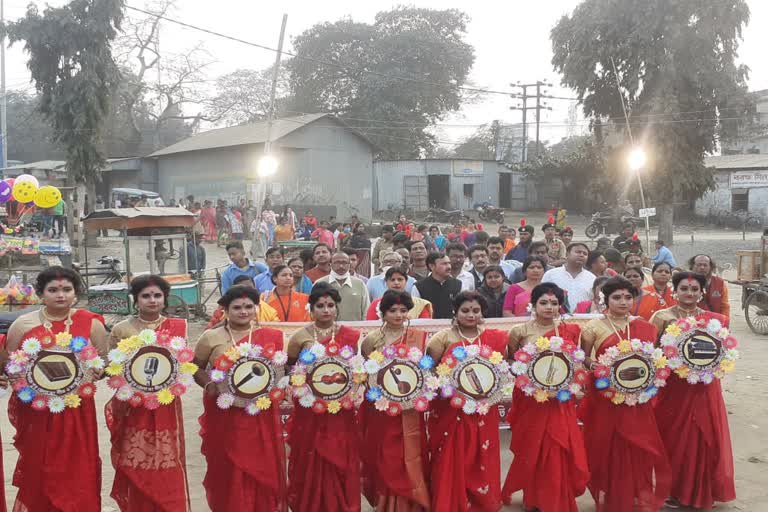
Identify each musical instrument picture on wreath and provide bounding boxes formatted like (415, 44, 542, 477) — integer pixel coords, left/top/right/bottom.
(127, 346, 178, 393)
(611, 354, 653, 392)
(29, 350, 83, 395)
(680, 332, 722, 370)
(529, 350, 573, 391)
(375, 358, 423, 402)
(455, 357, 498, 399)
(308, 358, 352, 401)
(227, 356, 277, 400)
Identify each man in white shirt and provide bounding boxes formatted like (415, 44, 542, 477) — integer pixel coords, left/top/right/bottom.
(542, 242, 595, 313)
(445, 242, 475, 291)
(314, 251, 370, 320)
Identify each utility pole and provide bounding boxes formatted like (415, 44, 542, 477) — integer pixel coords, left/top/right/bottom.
(510, 81, 553, 162)
(1, 0, 7, 170)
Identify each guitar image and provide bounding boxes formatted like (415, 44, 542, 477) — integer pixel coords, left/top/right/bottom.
(143, 356, 159, 387)
(387, 366, 412, 395)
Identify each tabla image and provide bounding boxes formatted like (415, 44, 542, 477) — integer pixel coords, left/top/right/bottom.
(681, 331, 723, 370)
(126, 346, 178, 393)
(377, 360, 423, 402)
(227, 357, 275, 399)
(454, 358, 499, 400)
(611, 354, 654, 392)
(528, 350, 573, 391)
(28, 350, 83, 395)
(308, 359, 353, 400)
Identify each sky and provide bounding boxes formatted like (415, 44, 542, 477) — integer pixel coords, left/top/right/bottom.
(1, 0, 767, 150)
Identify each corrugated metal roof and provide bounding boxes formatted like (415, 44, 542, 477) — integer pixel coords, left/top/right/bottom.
(83, 207, 194, 220)
(148, 113, 330, 158)
(0, 157, 140, 173)
(705, 154, 768, 170)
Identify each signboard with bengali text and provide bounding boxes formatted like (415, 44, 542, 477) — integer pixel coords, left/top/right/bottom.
(730, 170, 768, 188)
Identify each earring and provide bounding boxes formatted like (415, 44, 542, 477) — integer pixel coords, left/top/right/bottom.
(672, 292, 678, 301)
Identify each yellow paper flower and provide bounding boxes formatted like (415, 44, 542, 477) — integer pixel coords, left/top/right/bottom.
(719, 359, 735, 373)
(327, 400, 341, 414)
(617, 339, 632, 353)
(665, 325, 682, 337)
(654, 356, 669, 369)
(117, 336, 143, 353)
(489, 351, 503, 365)
(180, 362, 198, 375)
(55, 332, 73, 347)
(435, 363, 451, 377)
(63, 393, 81, 408)
(225, 347, 242, 362)
(157, 388, 175, 405)
(533, 389, 549, 402)
(535, 337, 550, 350)
(368, 351, 385, 364)
(256, 396, 272, 410)
(675, 366, 690, 378)
(353, 372, 367, 384)
(291, 374, 307, 386)
(611, 393, 626, 405)
(105, 362, 124, 376)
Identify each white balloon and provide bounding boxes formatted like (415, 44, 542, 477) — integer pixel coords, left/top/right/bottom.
(14, 174, 39, 188)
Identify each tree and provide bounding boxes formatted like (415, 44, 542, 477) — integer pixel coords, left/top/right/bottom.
(289, 7, 475, 158)
(3, 0, 125, 252)
(551, 0, 751, 244)
(5, 90, 62, 162)
(206, 66, 291, 126)
(450, 121, 524, 161)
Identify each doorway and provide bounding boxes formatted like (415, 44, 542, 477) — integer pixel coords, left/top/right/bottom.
(498, 173, 511, 208)
(428, 175, 450, 209)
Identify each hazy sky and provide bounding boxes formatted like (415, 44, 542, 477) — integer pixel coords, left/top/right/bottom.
(2, 0, 766, 149)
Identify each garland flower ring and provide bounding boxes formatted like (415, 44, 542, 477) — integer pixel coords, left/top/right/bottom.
(437, 343, 514, 415)
(209, 342, 288, 414)
(592, 337, 670, 406)
(290, 342, 365, 415)
(660, 316, 738, 384)
(107, 329, 197, 409)
(7, 332, 102, 412)
(511, 336, 587, 403)
(364, 344, 438, 414)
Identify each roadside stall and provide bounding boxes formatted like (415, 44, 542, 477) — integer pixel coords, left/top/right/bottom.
(734, 227, 768, 334)
(82, 207, 202, 319)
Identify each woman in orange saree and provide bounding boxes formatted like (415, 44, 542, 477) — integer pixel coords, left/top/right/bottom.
(105, 275, 190, 511)
(502, 283, 589, 512)
(3, 267, 108, 512)
(193, 287, 287, 511)
(286, 283, 362, 512)
(360, 290, 430, 511)
(580, 277, 671, 512)
(650, 272, 735, 510)
(426, 291, 508, 512)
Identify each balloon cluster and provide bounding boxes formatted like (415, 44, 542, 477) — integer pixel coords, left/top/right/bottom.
(0, 174, 62, 208)
(0, 275, 39, 306)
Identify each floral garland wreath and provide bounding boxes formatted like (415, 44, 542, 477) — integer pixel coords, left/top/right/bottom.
(290, 342, 366, 414)
(364, 344, 438, 416)
(436, 344, 514, 416)
(660, 316, 738, 384)
(511, 336, 588, 403)
(6, 332, 104, 412)
(592, 338, 670, 406)
(106, 329, 198, 409)
(209, 342, 289, 415)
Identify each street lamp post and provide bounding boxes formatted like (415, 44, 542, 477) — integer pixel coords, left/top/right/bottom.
(628, 148, 652, 256)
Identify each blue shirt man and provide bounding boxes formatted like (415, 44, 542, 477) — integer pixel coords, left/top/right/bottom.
(253, 247, 285, 294)
(652, 241, 677, 268)
(505, 225, 534, 263)
(221, 241, 268, 293)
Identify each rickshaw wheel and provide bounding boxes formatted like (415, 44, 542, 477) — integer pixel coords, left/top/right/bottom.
(165, 294, 190, 319)
(745, 289, 768, 335)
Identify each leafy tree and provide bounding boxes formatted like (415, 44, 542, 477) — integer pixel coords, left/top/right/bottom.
(206, 66, 291, 126)
(450, 121, 523, 161)
(5, 90, 62, 162)
(289, 7, 475, 158)
(551, 0, 751, 243)
(3, 0, 125, 250)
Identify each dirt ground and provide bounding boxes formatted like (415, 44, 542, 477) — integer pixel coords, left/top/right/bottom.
(1, 215, 766, 511)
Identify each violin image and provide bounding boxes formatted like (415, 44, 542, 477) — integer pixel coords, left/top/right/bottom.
(313, 372, 348, 385)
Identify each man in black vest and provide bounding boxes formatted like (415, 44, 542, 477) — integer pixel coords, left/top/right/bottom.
(411, 252, 462, 319)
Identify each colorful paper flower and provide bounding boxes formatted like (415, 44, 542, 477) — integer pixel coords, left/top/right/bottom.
(675, 366, 691, 378)
(617, 339, 631, 353)
(514, 350, 532, 363)
(719, 359, 735, 373)
(298, 349, 316, 365)
(395, 345, 408, 358)
(476, 401, 491, 415)
(21, 338, 41, 355)
(116, 386, 134, 401)
(656, 367, 672, 380)
(701, 372, 715, 385)
(414, 396, 430, 411)
(573, 368, 589, 385)
(48, 396, 66, 413)
(245, 402, 260, 416)
(78, 382, 96, 399)
(665, 324, 682, 337)
(291, 374, 307, 386)
(248, 345, 263, 358)
(663, 346, 679, 359)
(534, 389, 549, 402)
(176, 347, 195, 363)
(298, 394, 315, 408)
(9, 351, 29, 365)
(435, 363, 451, 377)
(156, 388, 175, 405)
(327, 400, 341, 414)
(419, 355, 434, 370)
(515, 374, 531, 389)
(272, 351, 288, 366)
(535, 337, 551, 351)
(724, 336, 738, 349)
(364, 359, 381, 374)
(216, 393, 234, 409)
(64, 393, 81, 408)
(40, 336, 55, 349)
(366, 387, 383, 402)
(452, 346, 467, 361)
(105, 362, 124, 376)
(449, 395, 465, 409)
(549, 336, 564, 351)
(481, 345, 494, 358)
(69, 336, 87, 353)
(325, 343, 339, 357)
(210, 369, 226, 383)
(654, 356, 669, 369)
(489, 352, 503, 365)
(269, 388, 286, 402)
(339, 346, 355, 360)
(612, 393, 627, 405)
(156, 332, 171, 346)
(510, 361, 528, 375)
(80, 345, 99, 360)
(561, 341, 576, 353)
(593, 365, 610, 378)
(256, 396, 272, 410)
(170, 337, 187, 351)
(180, 362, 198, 374)
(462, 400, 477, 414)
(443, 355, 457, 368)
(311, 400, 328, 414)
(30, 395, 48, 411)
(137, 329, 156, 345)
(386, 403, 402, 416)
(341, 396, 355, 410)
(556, 389, 572, 402)
(107, 348, 126, 364)
(55, 332, 72, 347)
(595, 377, 610, 390)
(129, 393, 144, 407)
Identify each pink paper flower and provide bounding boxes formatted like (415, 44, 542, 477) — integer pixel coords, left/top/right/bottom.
(176, 347, 194, 363)
(663, 346, 679, 359)
(170, 383, 187, 397)
(514, 351, 532, 363)
(107, 375, 127, 390)
(480, 345, 493, 358)
(79, 346, 98, 360)
(656, 367, 672, 380)
(414, 396, 430, 412)
(78, 382, 96, 399)
(449, 395, 465, 409)
(143, 394, 160, 410)
(515, 375, 531, 389)
(724, 336, 738, 349)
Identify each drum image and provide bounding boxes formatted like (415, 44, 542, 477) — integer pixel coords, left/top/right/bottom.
(612, 354, 653, 393)
(455, 358, 499, 400)
(681, 332, 722, 369)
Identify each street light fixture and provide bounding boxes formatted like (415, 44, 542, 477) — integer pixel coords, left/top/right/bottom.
(627, 147, 651, 255)
(628, 148, 647, 171)
(257, 154, 278, 178)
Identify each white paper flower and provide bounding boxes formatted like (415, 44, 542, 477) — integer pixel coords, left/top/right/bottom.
(210, 369, 226, 383)
(642, 342, 657, 355)
(522, 343, 537, 355)
(299, 394, 315, 408)
(571, 349, 585, 363)
(216, 393, 235, 409)
(408, 347, 422, 362)
(170, 337, 187, 351)
(522, 385, 535, 396)
(422, 390, 436, 401)
(637, 392, 651, 404)
(292, 385, 307, 398)
(248, 345, 263, 358)
(549, 337, 563, 350)
(668, 358, 683, 370)
(462, 400, 477, 415)
(659, 334, 676, 347)
(108, 348, 126, 364)
(597, 354, 613, 366)
(465, 344, 480, 357)
(496, 360, 510, 373)
(237, 343, 252, 357)
(701, 372, 714, 384)
(605, 346, 620, 358)
(476, 401, 490, 415)
(364, 360, 380, 374)
(245, 402, 261, 416)
(86, 357, 105, 370)
(348, 355, 364, 368)
(340, 346, 355, 360)
(178, 373, 195, 388)
(426, 375, 441, 390)
(569, 383, 582, 394)
(138, 329, 156, 345)
(718, 328, 730, 339)
(686, 372, 700, 385)
(310, 343, 327, 358)
(48, 397, 66, 413)
(654, 378, 667, 388)
(511, 361, 528, 375)
(652, 348, 664, 360)
(624, 394, 638, 406)
(375, 397, 389, 411)
(630, 339, 643, 351)
(116, 386, 134, 401)
(725, 349, 740, 360)
(706, 319, 723, 336)
(272, 351, 288, 366)
(5, 363, 21, 375)
(21, 338, 41, 355)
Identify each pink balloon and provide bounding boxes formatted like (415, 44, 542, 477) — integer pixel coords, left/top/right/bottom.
(4, 178, 14, 188)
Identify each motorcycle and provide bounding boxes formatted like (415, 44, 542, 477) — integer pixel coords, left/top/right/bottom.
(585, 208, 642, 239)
(425, 207, 470, 225)
(475, 202, 505, 224)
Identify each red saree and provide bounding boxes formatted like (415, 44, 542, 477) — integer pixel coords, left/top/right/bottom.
(360, 329, 430, 511)
(655, 311, 735, 508)
(502, 323, 589, 512)
(9, 309, 104, 512)
(199, 327, 287, 511)
(287, 325, 362, 512)
(200, 207, 217, 242)
(428, 329, 507, 512)
(581, 318, 671, 512)
(105, 317, 190, 512)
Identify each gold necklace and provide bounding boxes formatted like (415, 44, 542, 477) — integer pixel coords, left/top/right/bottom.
(605, 314, 630, 340)
(40, 307, 73, 333)
(675, 304, 699, 317)
(313, 323, 336, 344)
(135, 314, 166, 330)
(226, 321, 254, 345)
(456, 325, 483, 346)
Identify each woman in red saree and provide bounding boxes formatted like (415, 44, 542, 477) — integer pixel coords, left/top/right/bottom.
(503, 283, 589, 512)
(286, 283, 362, 512)
(193, 286, 287, 511)
(426, 291, 508, 511)
(200, 200, 217, 242)
(105, 275, 190, 511)
(3, 267, 108, 511)
(580, 276, 671, 512)
(650, 271, 735, 510)
(360, 290, 430, 511)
